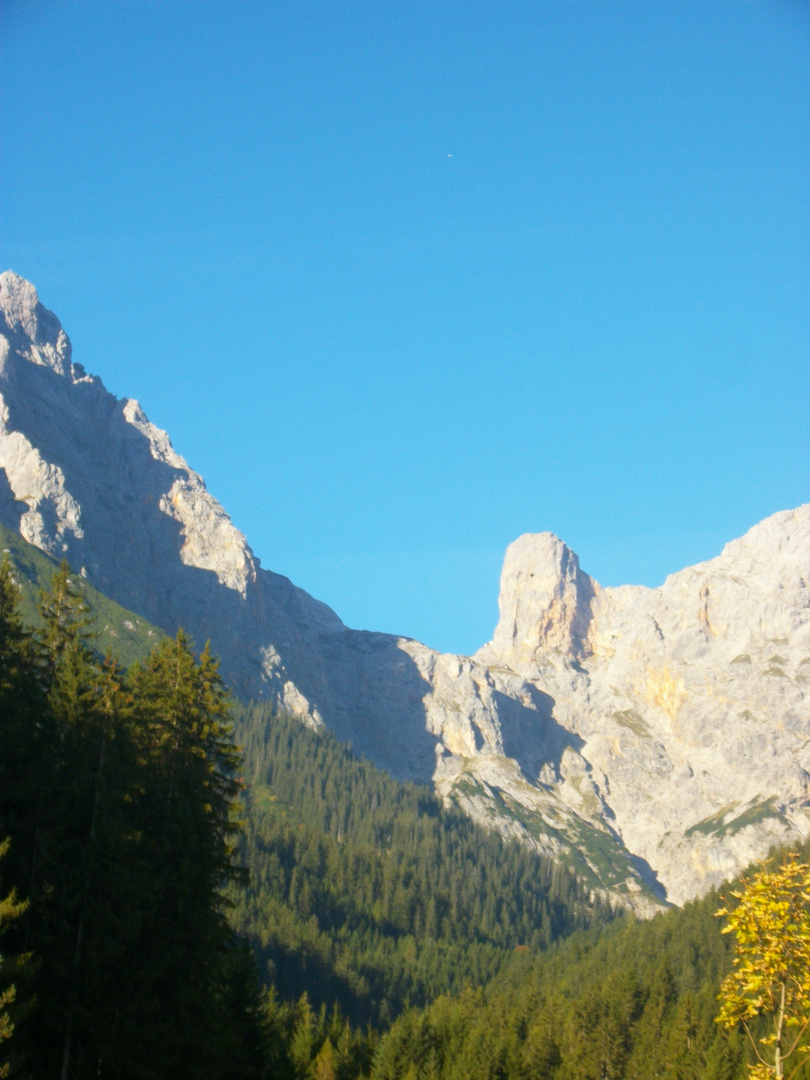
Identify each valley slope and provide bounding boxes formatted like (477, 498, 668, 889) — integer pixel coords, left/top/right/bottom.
(1, 269, 808, 910)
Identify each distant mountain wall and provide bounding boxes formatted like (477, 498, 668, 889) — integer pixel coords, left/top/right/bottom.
(2, 269, 808, 910)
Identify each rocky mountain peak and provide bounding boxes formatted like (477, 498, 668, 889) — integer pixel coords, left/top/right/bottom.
(0, 271, 72, 379)
(488, 532, 598, 674)
(712, 504, 810, 587)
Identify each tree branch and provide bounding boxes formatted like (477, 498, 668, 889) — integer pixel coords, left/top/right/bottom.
(743, 1021, 768, 1066)
(786, 1050, 810, 1080)
(784, 1017, 810, 1062)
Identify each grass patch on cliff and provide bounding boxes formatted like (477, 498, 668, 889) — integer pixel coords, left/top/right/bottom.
(611, 709, 651, 737)
(449, 773, 662, 906)
(684, 796, 788, 840)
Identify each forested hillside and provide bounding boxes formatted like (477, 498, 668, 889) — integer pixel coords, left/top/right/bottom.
(2, 552, 808, 1080)
(0, 554, 617, 1076)
(231, 705, 618, 1027)
(368, 836, 810, 1080)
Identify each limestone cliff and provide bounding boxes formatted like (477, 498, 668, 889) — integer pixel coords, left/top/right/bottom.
(2, 270, 807, 912)
(476, 508, 810, 904)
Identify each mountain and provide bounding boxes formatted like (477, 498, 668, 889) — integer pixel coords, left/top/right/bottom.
(1, 270, 808, 911)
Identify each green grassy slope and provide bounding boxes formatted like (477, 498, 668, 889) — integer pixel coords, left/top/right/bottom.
(0, 523, 164, 667)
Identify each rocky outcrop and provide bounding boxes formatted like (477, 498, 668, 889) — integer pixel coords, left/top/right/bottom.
(2, 270, 808, 912)
(491, 532, 598, 669)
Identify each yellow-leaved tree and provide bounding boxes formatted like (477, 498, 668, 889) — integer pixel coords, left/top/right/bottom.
(715, 854, 810, 1080)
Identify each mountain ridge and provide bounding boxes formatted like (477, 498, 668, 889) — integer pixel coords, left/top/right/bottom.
(1, 269, 807, 912)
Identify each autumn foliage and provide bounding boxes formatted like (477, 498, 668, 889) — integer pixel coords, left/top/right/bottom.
(716, 855, 810, 1080)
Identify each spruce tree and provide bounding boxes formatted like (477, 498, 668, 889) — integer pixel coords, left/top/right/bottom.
(0, 557, 48, 892)
(126, 631, 246, 1077)
(0, 839, 26, 1080)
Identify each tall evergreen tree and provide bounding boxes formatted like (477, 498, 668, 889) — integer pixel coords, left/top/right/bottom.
(0, 839, 26, 1080)
(0, 558, 48, 895)
(124, 631, 246, 1077)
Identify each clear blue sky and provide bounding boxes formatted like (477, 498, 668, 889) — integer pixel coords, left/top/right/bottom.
(2, 0, 808, 656)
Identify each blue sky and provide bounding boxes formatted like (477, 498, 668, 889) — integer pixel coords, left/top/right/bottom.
(2, 0, 808, 656)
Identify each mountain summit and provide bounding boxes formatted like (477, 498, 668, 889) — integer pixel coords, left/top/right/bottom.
(2, 270, 808, 911)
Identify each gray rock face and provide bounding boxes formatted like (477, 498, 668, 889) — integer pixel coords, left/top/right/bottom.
(477, 508, 810, 904)
(2, 270, 808, 912)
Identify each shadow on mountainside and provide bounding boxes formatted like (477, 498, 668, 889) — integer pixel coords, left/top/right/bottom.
(495, 684, 585, 784)
(1, 358, 302, 684)
(0, 468, 26, 532)
(2, 353, 439, 771)
(314, 628, 438, 784)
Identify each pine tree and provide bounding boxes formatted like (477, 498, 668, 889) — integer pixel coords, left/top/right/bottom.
(0, 558, 48, 896)
(0, 840, 26, 1080)
(125, 631, 246, 1076)
(31, 561, 114, 1080)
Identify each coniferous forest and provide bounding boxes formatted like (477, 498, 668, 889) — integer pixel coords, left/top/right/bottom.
(231, 702, 617, 1029)
(0, 560, 265, 1078)
(1, 556, 809, 1079)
